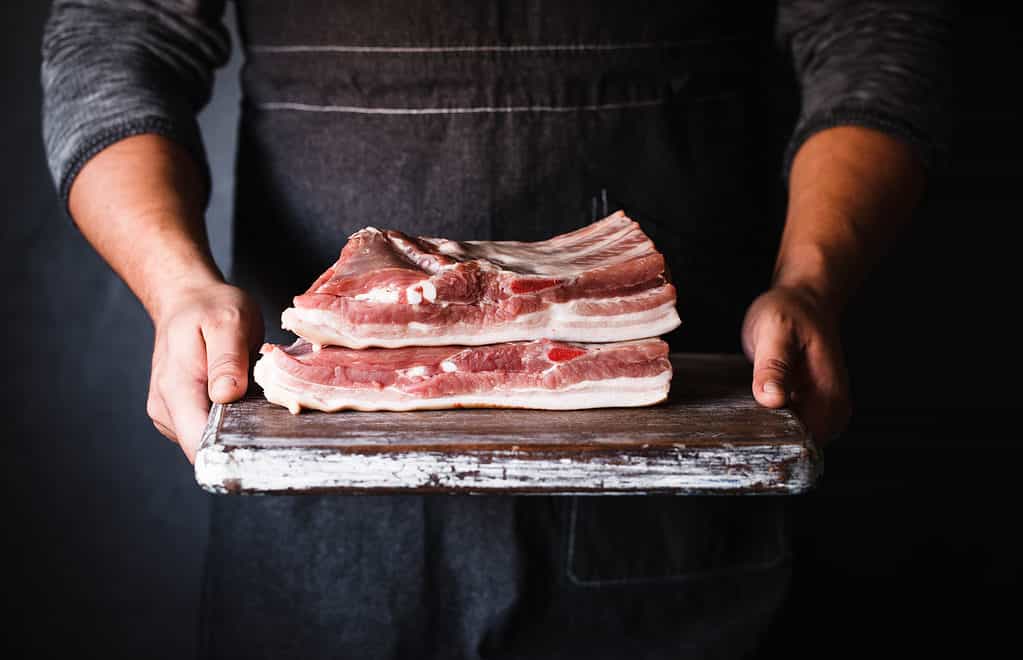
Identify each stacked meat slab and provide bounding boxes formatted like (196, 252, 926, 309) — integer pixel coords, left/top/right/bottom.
(255, 211, 681, 413)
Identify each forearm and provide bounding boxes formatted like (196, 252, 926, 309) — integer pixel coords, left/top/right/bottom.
(775, 125, 925, 309)
(67, 134, 224, 322)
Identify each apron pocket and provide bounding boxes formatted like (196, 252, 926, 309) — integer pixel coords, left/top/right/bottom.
(566, 496, 790, 587)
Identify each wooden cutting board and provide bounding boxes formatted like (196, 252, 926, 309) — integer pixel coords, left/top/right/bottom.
(195, 353, 819, 494)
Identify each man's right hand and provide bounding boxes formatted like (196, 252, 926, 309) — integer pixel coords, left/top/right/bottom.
(65, 134, 266, 464)
(147, 280, 263, 463)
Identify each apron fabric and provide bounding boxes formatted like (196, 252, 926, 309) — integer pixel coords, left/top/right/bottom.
(203, 2, 790, 657)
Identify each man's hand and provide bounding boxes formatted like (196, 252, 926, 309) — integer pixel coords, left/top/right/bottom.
(147, 280, 263, 463)
(742, 286, 850, 446)
(750, 125, 925, 446)
(67, 135, 268, 464)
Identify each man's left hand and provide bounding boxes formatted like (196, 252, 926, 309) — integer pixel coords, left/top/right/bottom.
(741, 286, 851, 446)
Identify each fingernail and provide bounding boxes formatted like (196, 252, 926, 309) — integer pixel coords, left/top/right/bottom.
(213, 376, 237, 397)
(764, 381, 783, 395)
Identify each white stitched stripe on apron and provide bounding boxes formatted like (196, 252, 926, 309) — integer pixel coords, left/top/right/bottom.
(255, 100, 665, 114)
(247, 39, 738, 54)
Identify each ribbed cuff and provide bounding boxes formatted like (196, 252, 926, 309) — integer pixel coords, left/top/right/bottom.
(56, 116, 212, 216)
(782, 109, 940, 182)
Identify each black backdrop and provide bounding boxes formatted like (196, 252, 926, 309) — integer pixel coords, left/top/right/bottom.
(3, 3, 1019, 658)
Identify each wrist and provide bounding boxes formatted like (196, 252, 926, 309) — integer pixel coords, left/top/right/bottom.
(144, 258, 225, 325)
(772, 243, 846, 318)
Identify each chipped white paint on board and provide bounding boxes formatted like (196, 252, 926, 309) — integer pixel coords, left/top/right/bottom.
(194, 354, 820, 494)
(196, 444, 813, 494)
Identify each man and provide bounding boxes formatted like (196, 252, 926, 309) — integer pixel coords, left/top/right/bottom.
(42, 1, 948, 657)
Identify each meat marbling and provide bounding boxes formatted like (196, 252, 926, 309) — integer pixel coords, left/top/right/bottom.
(281, 211, 681, 348)
(254, 338, 672, 413)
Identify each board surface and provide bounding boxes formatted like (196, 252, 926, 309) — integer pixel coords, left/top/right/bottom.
(195, 354, 819, 494)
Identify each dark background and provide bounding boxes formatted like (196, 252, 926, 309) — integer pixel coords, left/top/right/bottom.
(3, 3, 1018, 658)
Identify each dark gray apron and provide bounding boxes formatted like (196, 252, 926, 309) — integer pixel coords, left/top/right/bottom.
(203, 2, 790, 658)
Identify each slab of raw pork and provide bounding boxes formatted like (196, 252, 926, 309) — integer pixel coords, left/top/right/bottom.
(255, 337, 672, 413)
(281, 211, 681, 348)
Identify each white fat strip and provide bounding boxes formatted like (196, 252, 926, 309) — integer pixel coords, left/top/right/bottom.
(255, 355, 672, 412)
(384, 233, 457, 275)
(430, 237, 466, 257)
(354, 288, 401, 304)
(448, 214, 648, 276)
(349, 226, 382, 240)
(403, 280, 437, 305)
(420, 280, 437, 302)
(404, 365, 430, 378)
(440, 360, 458, 373)
(282, 296, 680, 348)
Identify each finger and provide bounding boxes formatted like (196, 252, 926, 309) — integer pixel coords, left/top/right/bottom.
(202, 310, 250, 403)
(750, 319, 800, 409)
(795, 388, 850, 446)
(796, 339, 852, 444)
(153, 419, 177, 441)
(164, 376, 210, 464)
(146, 392, 178, 442)
(147, 358, 179, 442)
(161, 330, 211, 464)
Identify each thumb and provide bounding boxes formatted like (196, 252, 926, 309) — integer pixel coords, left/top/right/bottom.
(750, 320, 798, 409)
(203, 322, 251, 403)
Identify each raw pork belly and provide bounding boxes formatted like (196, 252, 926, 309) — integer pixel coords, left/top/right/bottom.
(281, 211, 681, 348)
(254, 337, 672, 413)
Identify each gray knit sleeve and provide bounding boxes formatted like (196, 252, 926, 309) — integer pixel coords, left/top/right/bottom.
(41, 0, 231, 208)
(777, 1, 954, 176)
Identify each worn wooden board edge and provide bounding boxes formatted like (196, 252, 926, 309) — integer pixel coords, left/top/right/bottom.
(195, 402, 820, 495)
